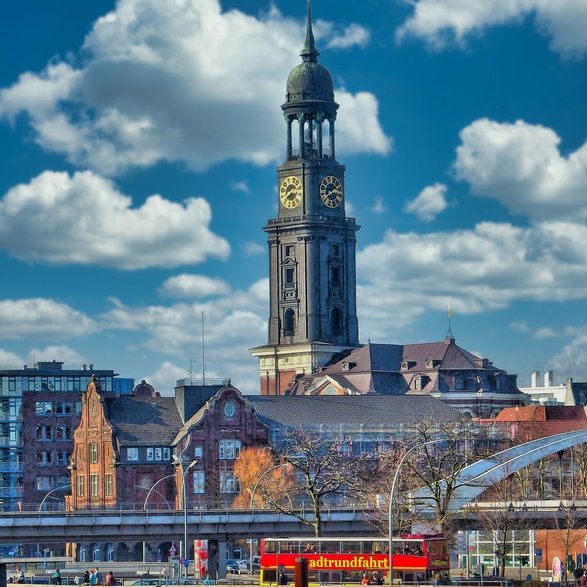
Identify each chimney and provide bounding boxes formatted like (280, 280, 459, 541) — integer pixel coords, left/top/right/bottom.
(544, 370, 554, 387)
(531, 371, 540, 388)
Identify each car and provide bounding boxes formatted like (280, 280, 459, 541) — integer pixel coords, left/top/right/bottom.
(225, 560, 241, 574)
(238, 559, 260, 574)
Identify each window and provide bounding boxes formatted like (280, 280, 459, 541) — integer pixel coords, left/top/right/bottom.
(89, 443, 99, 463)
(193, 471, 205, 494)
(55, 426, 73, 440)
(330, 266, 341, 286)
(163, 448, 171, 460)
(77, 475, 84, 497)
(37, 476, 53, 491)
(57, 451, 69, 466)
(285, 268, 295, 284)
(285, 245, 295, 258)
(55, 402, 73, 416)
(414, 375, 422, 391)
(155, 448, 162, 460)
(36, 425, 53, 440)
(35, 401, 53, 416)
(90, 474, 99, 497)
(105, 474, 113, 497)
(127, 448, 139, 461)
(219, 471, 239, 494)
(194, 445, 203, 458)
(146, 448, 154, 461)
(219, 439, 241, 460)
(284, 308, 295, 334)
(75, 401, 82, 416)
(37, 451, 53, 465)
(331, 308, 342, 336)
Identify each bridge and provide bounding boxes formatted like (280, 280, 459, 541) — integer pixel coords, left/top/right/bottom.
(0, 508, 373, 543)
(412, 429, 587, 513)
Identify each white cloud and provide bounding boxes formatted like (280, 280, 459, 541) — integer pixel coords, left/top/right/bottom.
(0, 349, 24, 369)
(0, 0, 390, 175)
(371, 197, 388, 215)
(323, 23, 370, 49)
(357, 222, 587, 340)
(27, 345, 87, 368)
(455, 119, 587, 222)
(144, 361, 190, 396)
(396, 0, 587, 57)
(230, 180, 251, 195)
(0, 299, 97, 340)
(158, 274, 231, 299)
(100, 279, 269, 393)
(0, 170, 229, 269)
(404, 183, 448, 221)
(551, 326, 587, 381)
(243, 241, 265, 256)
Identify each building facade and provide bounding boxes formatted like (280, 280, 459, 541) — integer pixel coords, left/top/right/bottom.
(0, 360, 133, 514)
(250, 2, 360, 395)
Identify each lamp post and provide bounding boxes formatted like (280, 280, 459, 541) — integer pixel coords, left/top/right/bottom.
(39, 484, 70, 511)
(387, 439, 444, 587)
(172, 455, 198, 574)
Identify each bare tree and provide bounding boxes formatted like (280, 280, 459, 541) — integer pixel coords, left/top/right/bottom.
(405, 419, 488, 538)
(474, 472, 527, 577)
(261, 429, 371, 536)
(551, 504, 584, 585)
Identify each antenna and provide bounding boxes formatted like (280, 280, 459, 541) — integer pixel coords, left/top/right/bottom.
(447, 302, 455, 338)
(201, 311, 206, 387)
(188, 357, 195, 385)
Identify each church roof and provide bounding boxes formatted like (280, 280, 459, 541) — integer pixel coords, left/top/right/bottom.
(246, 394, 460, 429)
(105, 395, 182, 447)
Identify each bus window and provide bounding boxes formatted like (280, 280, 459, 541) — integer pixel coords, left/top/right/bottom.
(265, 541, 277, 553)
(342, 541, 361, 554)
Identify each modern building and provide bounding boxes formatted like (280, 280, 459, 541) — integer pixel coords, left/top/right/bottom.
(0, 360, 133, 513)
(250, 1, 360, 395)
(520, 370, 587, 407)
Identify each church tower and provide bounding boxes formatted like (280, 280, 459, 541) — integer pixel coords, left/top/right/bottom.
(251, 0, 360, 395)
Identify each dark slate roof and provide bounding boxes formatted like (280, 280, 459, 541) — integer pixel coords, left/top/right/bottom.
(245, 394, 460, 429)
(105, 396, 182, 446)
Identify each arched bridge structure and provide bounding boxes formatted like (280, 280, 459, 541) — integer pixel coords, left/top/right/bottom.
(412, 429, 587, 513)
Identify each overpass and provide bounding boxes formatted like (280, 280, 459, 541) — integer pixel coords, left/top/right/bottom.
(412, 429, 587, 513)
(0, 508, 373, 543)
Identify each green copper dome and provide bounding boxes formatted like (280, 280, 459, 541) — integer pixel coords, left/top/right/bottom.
(286, 61, 334, 103)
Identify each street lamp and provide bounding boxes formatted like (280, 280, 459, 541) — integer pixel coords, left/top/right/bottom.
(387, 439, 444, 587)
(39, 484, 71, 512)
(172, 454, 198, 573)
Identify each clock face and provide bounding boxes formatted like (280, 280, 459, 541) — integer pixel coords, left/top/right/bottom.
(320, 175, 343, 208)
(223, 400, 236, 418)
(280, 176, 303, 209)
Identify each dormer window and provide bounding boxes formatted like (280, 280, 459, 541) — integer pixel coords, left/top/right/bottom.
(401, 361, 408, 371)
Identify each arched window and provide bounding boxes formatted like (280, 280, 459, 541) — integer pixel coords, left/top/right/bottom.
(284, 308, 295, 334)
(331, 308, 342, 337)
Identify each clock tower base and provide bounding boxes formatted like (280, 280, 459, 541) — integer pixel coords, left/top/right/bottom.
(250, 342, 355, 395)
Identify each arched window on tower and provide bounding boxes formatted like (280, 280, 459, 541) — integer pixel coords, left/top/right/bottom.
(284, 308, 296, 335)
(331, 308, 342, 337)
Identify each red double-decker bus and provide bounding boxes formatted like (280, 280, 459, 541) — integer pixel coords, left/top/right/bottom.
(259, 535, 449, 585)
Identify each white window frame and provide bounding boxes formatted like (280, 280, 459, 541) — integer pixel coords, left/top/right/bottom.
(193, 470, 205, 494)
(219, 439, 241, 460)
(146, 447, 154, 461)
(127, 447, 139, 462)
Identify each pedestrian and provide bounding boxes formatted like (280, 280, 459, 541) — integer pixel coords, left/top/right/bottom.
(577, 569, 587, 587)
(89, 570, 97, 586)
(104, 572, 115, 586)
(83, 571, 90, 585)
(51, 569, 62, 585)
(95, 568, 103, 586)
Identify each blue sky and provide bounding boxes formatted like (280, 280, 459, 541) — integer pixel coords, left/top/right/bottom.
(0, 0, 586, 394)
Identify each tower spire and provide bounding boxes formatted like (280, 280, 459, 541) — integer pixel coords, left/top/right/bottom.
(300, 0, 319, 62)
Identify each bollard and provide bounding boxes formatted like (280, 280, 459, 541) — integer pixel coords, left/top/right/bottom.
(294, 557, 308, 587)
